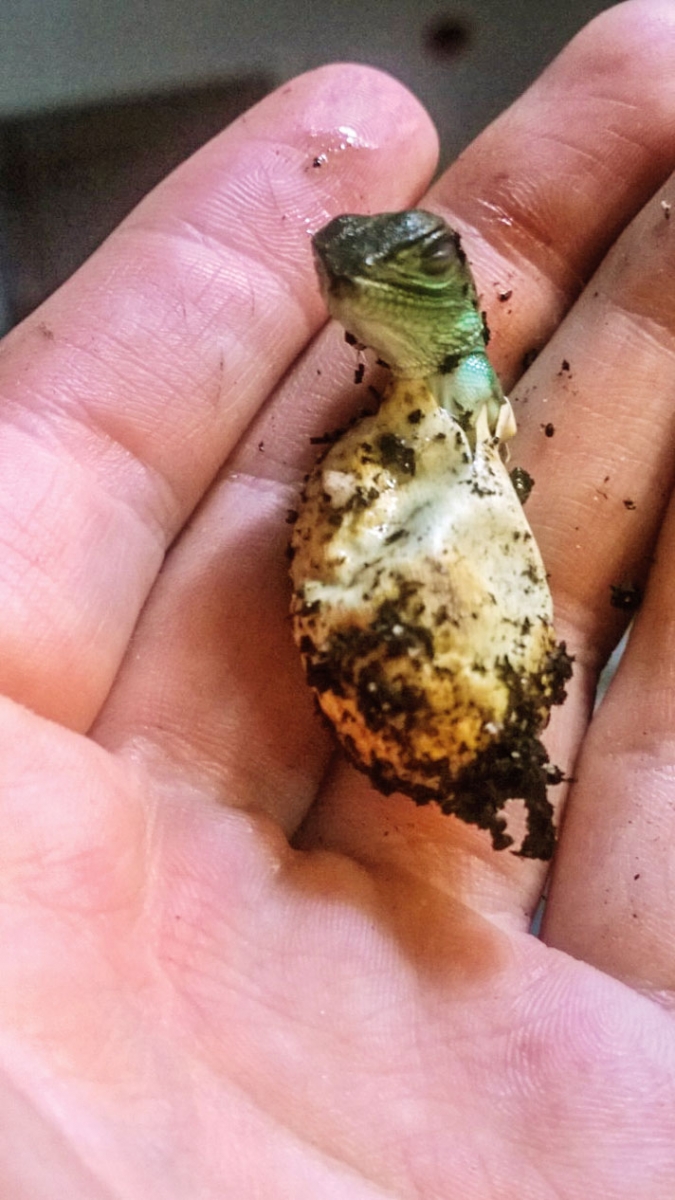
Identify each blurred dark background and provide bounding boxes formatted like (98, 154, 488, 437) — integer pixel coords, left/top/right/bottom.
(0, 0, 613, 331)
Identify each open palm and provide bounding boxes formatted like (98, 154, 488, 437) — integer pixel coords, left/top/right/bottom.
(2, 3, 675, 1196)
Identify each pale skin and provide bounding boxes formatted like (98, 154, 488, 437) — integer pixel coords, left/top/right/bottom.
(2, 1, 675, 1195)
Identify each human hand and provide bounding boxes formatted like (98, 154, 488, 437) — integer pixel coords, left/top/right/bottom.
(1, 2, 675, 1196)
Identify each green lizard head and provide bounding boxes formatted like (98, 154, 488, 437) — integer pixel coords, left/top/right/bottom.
(312, 210, 488, 379)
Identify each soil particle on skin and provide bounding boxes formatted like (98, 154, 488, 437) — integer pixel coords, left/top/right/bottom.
(623, 499, 636, 510)
(509, 467, 534, 506)
(498, 289, 512, 302)
(610, 582, 643, 612)
(310, 428, 347, 446)
(542, 423, 555, 438)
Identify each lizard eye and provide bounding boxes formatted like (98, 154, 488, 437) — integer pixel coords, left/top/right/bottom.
(420, 233, 460, 275)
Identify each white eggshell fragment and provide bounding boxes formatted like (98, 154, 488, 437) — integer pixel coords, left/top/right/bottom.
(290, 377, 571, 858)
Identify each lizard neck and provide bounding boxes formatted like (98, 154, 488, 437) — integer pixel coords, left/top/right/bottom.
(389, 350, 516, 447)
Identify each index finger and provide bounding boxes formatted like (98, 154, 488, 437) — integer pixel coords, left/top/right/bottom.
(0, 65, 438, 729)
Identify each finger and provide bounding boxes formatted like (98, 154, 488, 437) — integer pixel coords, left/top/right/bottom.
(543, 486, 675, 997)
(96, 0, 675, 868)
(93, 473, 329, 833)
(0, 65, 438, 730)
(91, 314, 384, 832)
(512, 181, 675, 665)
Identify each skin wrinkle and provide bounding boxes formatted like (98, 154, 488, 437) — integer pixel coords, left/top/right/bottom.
(92, 250, 299, 402)
(0, 414, 171, 624)
(150, 864, 454, 1200)
(602, 288, 675, 347)
(0, 1071, 119, 1200)
(168, 1009, 421, 1200)
(0, 213, 324, 584)
(599, 120, 668, 159)
(97, 462, 334, 823)
(127, 214, 322, 329)
(148, 130, 403, 273)
(463, 192, 588, 297)
(534, 128, 617, 174)
(0, 487, 107, 647)
(588, 93, 645, 117)
(121, 714, 277, 810)
(0, 521, 155, 729)
(544, 87, 669, 156)
(114, 239, 261, 355)
(18, 1075, 169, 1200)
(0, 460, 63, 568)
(0, 356, 192, 536)
(447, 179, 572, 287)
(106, 664, 327, 833)
(0, 372, 170, 487)
(51, 227, 349, 519)
(8, 390, 181, 550)
(220, 1075, 407, 1200)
